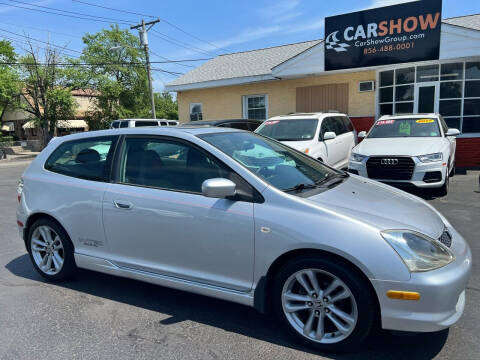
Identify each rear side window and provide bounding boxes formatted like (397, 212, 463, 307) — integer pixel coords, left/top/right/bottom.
(134, 121, 159, 127)
(333, 117, 348, 135)
(45, 136, 118, 182)
(120, 121, 129, 128)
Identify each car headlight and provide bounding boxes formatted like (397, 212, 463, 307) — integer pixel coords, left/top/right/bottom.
(350, 153, 366, 162)
(418, 152, 442, 163)
(381, 230, 454, 272)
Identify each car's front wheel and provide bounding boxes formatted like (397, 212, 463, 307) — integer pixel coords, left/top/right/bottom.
(27, 218, 76, 281)
(272, 256, 376, 352)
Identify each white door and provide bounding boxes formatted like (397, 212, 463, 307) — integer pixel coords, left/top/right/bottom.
(414, 82, 439, 114)
(319, 117, 343, 167)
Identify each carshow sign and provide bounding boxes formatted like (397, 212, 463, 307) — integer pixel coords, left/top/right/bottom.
(324, 0, 442, 71)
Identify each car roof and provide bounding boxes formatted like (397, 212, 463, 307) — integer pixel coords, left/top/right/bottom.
(268, 112, 347, 120)
(185, 118, 263, 125)
(52, 125, 244, 143)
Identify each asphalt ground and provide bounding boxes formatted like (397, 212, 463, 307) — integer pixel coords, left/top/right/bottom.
(0, 160, 478, 360)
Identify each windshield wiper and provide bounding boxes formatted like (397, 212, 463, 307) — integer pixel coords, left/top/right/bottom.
(315, 172, 349, 186)
(284, 183, 318, 193)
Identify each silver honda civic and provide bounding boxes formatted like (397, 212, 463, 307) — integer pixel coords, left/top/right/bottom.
(16, 127, 471, 352)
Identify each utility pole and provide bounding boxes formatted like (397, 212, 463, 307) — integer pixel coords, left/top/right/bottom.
(131, 19, 160, 119)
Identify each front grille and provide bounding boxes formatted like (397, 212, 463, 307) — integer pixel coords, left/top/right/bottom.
(366, 156, 415, 180)
(438, 228, 452, 248)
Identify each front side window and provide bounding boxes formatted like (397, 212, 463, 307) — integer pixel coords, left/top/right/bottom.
(45, 136, 117, 182)
(119, 137, 245, 195)
(199, 132, 339, 192)
(368, 118, 440, 138)
(243, 95, 267, 120)
(190, 103, 203, 121)
(120, 121, 129, 128)
(256, 119, 318, 141)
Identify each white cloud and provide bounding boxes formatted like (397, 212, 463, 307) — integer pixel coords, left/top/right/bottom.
(258, 0, 303, 23)
(209, 25, 283, 49)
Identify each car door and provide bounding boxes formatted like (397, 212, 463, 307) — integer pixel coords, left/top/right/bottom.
(439, 116, 456, 167)
(319, 117, 343, 167)
(337, 116, 355, 168)
(102, 135, 256, 292)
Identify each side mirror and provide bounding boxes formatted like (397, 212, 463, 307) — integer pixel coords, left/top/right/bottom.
(357, 131, 367, 138)
(323, 131, 336, 140)
(446, 128, 460, 136)
(202, 178, 236, 199)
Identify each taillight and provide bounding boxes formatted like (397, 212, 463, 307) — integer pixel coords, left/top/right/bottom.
(17, 178, 24, 203)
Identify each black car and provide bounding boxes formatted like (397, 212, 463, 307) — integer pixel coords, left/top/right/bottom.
(182, 119, 263, 131)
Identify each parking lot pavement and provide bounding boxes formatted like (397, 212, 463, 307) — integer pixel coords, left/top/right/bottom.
(1, 161, 478, 360)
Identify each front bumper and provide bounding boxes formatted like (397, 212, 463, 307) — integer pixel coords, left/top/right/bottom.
(370, 227, 472, 332)
(348, 157, 447, 188)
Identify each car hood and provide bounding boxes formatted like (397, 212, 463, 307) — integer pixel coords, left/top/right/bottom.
(354, 137, 442, 156)
(305, 176, 444, 238)
(280, 140, 313, 151)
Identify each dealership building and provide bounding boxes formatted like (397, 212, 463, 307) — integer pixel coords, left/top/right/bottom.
(166, 9, 480, 167)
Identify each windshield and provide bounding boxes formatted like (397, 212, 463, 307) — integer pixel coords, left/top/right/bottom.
(368, 118, 441, 138)
(256, 119, 318, 141)
(199, 132, 339, 192)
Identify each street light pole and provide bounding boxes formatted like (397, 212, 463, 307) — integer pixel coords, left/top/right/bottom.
(131, 19, 160, 119)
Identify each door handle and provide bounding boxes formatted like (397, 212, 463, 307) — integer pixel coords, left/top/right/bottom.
(113, 200, 133, 210)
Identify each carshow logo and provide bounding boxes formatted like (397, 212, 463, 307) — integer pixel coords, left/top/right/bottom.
(324, 0, 442, 70)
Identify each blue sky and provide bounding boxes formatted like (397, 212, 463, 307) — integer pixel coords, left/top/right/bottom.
(0, 0, 478, 91)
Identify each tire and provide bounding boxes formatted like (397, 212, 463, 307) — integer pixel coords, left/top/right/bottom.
(272, 256, 376, 352)
(435, 170, 449, 197)
(27, 218, 76, 281)
(449, 160, 455, 177)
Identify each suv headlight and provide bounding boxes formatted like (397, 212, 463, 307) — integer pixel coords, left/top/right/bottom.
(418, 152, 442, 163)
(381, 230, 454, 272)
(350, 153, 366, 162)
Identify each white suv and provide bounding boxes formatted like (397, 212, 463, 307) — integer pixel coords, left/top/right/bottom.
(348, 114, 460, 196)
(255, 112, 357, 169)
(110, 119, 179, 128)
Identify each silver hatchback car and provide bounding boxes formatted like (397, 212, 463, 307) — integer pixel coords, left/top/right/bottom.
(16, 127, 471, 352)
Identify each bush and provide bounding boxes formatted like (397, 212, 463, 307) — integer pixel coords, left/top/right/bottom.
(0, 136, 14, 146)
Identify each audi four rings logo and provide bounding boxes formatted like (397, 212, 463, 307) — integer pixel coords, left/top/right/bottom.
(381, 158, 399, 165)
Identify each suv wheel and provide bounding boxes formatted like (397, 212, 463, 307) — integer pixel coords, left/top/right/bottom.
(436, 170, 449, 197)
(27, 218, 76, 281)
(272, 256, 376, 352)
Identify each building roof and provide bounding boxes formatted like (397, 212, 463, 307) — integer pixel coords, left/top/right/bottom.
(167, 40, 320, 87)
(166, 14, 480, 90)
(443, 13, 480, 31)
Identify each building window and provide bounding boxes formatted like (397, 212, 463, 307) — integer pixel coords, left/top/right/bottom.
(379, 61, 480, 133)
(243, 95, 267, 120)
(190, 103, 203, 121)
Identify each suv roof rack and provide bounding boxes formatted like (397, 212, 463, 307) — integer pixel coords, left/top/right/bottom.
(283, 110, 342, 116)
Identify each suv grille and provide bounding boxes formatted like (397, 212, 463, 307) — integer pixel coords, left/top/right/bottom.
(366, 156, 415, 180)
(438, 228, 452, 248)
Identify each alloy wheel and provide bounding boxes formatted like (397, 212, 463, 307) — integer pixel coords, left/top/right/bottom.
(281, 268, 358, 344)
(30, 225, 64, 275)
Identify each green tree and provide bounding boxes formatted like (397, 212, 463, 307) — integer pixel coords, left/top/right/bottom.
(154, 92, 178, 119)
(80, 25, 150, 129)
(0, 40, 20, 124)
(19, 41, 77, 146)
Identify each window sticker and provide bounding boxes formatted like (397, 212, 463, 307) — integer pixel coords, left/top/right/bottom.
(416, 119, 435, 123)
(376, 120, 395, 125)
(264, 120, 279, 125)
(399, 121, 411, 136)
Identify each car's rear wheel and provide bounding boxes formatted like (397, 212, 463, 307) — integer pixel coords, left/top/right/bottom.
(27, 218, 76, 281)
(272, 256, 376, 352)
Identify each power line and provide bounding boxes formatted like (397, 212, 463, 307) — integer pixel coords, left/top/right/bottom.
(71, 0, 155, 19)
(151, 68, 183, 76)
(152, 29, 221, 57)
(70, 0, 232, 54)
(0, 28, 82, 54)
(0, 21, 82, 39)
(150, 31, 213, 57)
(1, 59, 207, 66)
(6, 0, 135, 24)
(0, 34, 80, 58)
(0, 1, 131, 25)
(149, 50, 195, 68)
